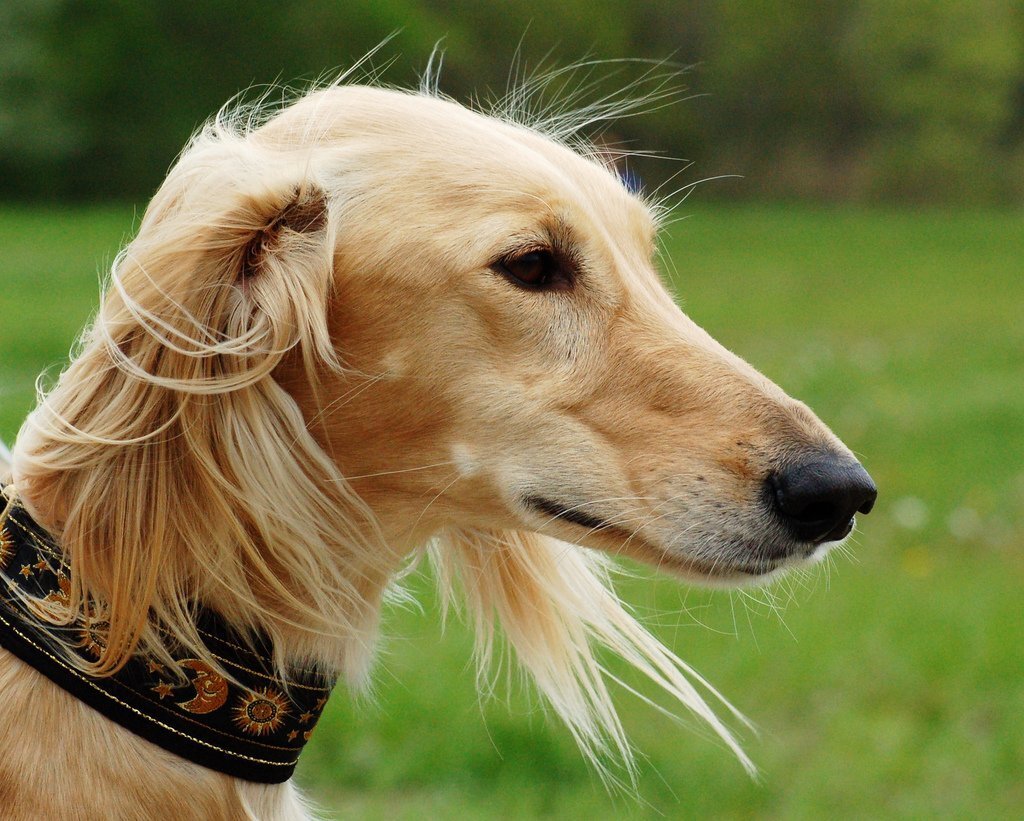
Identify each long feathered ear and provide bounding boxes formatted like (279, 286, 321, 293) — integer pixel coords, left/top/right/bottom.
(13, 129, 384, 678)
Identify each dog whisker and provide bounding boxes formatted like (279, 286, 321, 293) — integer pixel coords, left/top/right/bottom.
(342, 460, 458, 481)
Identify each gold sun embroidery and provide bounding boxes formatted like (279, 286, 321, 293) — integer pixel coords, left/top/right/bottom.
(78, 623, 107, 659)
(0, 526, 14, 572)
(232, 688, 289, 736)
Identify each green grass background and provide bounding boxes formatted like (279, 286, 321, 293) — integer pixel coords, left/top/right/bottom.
(1, 206, 1021, 818)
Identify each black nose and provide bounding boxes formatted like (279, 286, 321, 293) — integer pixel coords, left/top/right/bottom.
(770, 455, 877, 544)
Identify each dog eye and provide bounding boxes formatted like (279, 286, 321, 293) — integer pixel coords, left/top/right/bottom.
(494, 249, 567, 290)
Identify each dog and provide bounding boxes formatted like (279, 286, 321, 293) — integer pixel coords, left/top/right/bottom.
(0, 73, 876, 819)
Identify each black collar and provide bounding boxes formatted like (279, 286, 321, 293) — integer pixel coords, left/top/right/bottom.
(0, 493, 336, 783)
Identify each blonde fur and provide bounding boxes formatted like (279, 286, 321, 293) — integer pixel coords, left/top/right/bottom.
(4, 70, 862, 818)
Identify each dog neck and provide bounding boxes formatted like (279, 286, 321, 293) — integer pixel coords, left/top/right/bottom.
(7, 456, 409, 691)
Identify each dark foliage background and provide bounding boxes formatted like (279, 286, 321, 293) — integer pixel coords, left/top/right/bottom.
(2, 0, 1022, 203)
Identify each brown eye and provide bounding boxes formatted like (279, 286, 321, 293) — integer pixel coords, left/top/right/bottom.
(494, 249, 566, 290)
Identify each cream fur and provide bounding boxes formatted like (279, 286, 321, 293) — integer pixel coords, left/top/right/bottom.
(3, 74, 858, 818)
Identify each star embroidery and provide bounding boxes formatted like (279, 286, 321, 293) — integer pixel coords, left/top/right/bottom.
(287, 730, 299, 741)
(298, 711, 314, 725)
(33, 559, 49, 572)
(152, 681, 174, 699)
(303, 730, 312, 741)
(146, 660, 165, 675)
(315, 697, 327, 710)
(19, 564, 32, 579)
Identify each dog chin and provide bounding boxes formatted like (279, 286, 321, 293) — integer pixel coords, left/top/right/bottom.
(672, 533, 847, 590)
(748, 535, 848, 587)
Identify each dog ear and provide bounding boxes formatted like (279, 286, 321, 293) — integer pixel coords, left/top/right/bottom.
(120, 144, 341, 384)
(13, 137, 377, 676)
(240, 184, 329, 284)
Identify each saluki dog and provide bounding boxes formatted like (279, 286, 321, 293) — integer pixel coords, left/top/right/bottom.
(0, 75, 875, 819)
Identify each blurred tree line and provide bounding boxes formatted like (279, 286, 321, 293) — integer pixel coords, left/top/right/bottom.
(1, 0, 1022, 203)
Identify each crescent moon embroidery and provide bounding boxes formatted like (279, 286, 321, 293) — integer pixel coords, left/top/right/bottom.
(176, 659, 229, 714)
(44, 574, 72, 608)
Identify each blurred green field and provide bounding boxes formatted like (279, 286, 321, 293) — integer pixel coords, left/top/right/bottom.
(1, 205, 1021, 818)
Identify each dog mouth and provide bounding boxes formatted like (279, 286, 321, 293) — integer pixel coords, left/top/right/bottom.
(523, 495, 625, 534)
(523, 493, 841, 583)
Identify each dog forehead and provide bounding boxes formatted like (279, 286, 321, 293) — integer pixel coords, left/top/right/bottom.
(301, 86, 653, 238)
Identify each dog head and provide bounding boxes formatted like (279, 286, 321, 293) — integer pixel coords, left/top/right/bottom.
(12, 80, 875, 775)
(265, 86, 876, 584)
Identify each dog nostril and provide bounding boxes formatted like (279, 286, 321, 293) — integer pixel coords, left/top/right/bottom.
(770, 456, 878, 544)
(856, 493, 877, 516)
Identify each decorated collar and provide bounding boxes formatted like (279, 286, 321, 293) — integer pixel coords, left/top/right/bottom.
(0, 492, 336, 783)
